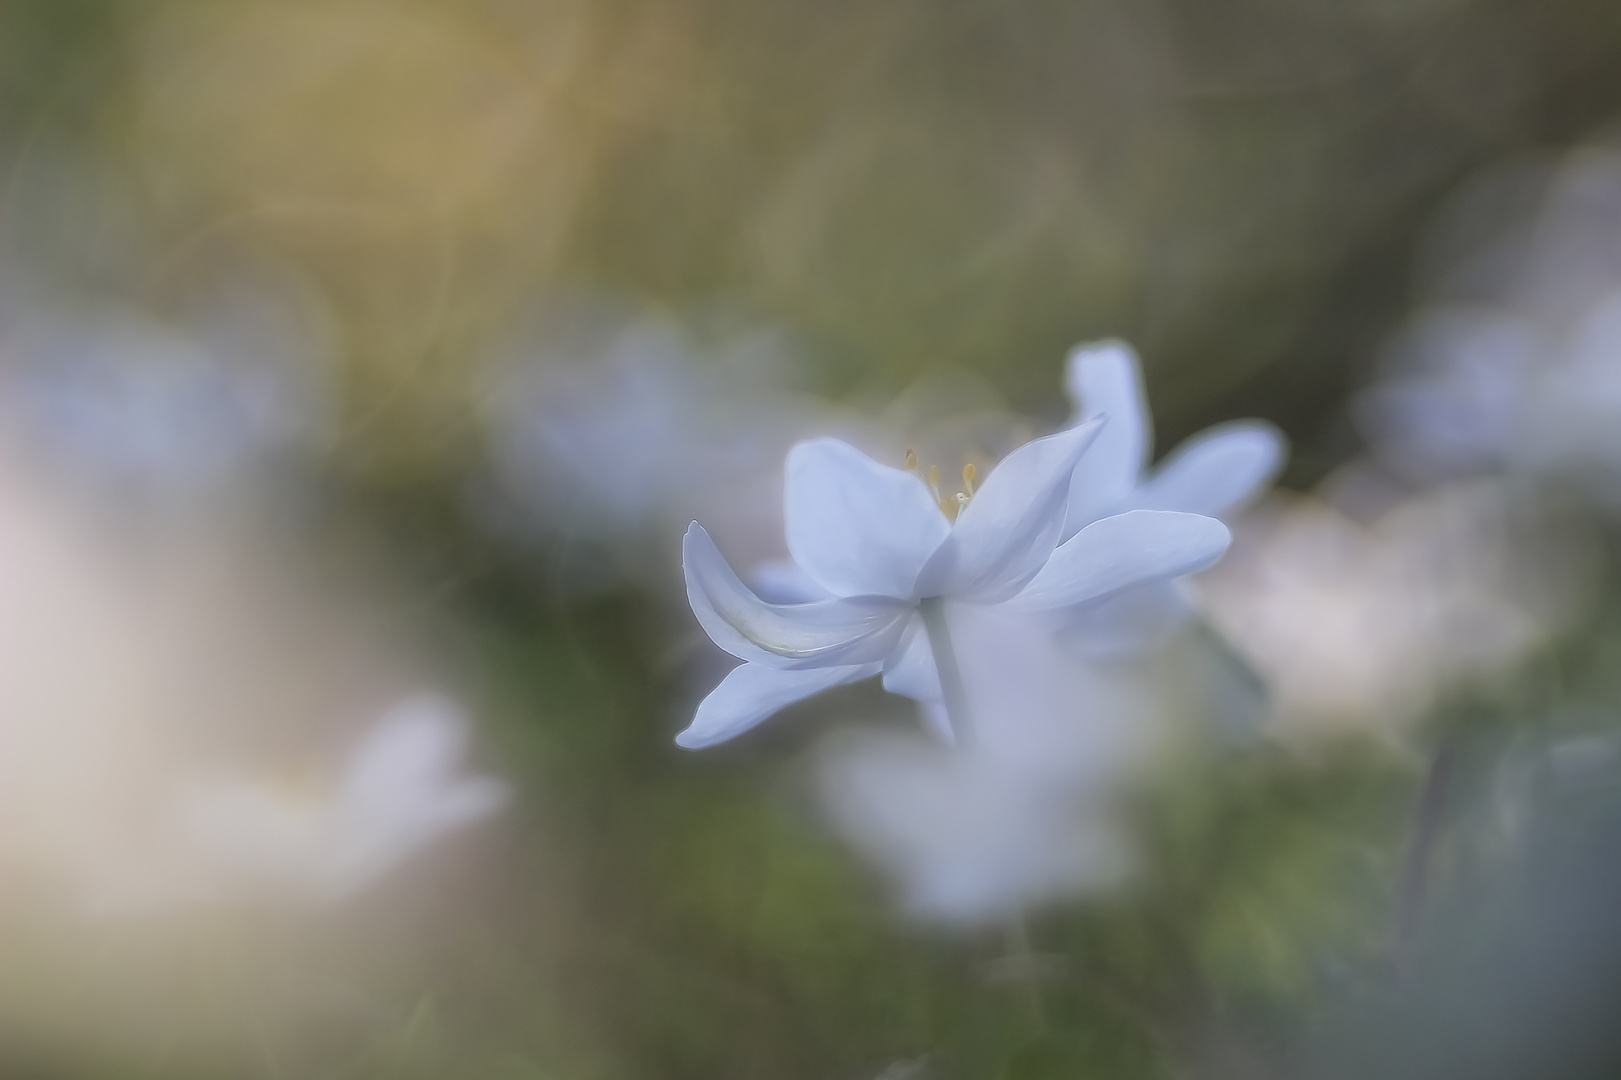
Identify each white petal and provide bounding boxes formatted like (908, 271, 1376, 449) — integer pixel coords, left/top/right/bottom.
(914, 419, 1103, 602)
(341, 694, 469, 811)
(676, 661, 881, 748)
(917, 701, 955, 745)
(1054, 580, 1194, 657)
(881, 615, 942, 704)
(1063, 340, 1151, 536)
(784, 438, 951, 599)
(684, 524, 912, 668)
(1012, 510, 1230, 611)
(750, 558, 833, 603)
(1133, 421, 1285, 519)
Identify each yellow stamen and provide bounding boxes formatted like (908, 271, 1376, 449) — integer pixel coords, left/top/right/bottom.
(909, 453, 979, 522)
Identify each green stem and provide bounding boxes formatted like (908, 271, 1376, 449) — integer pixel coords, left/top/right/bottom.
(918, 596, 974, 748)
(1006, 916, 1050, 1033)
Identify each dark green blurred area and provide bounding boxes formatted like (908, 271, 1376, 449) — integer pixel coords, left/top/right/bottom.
(7, 1, 1621, 1077)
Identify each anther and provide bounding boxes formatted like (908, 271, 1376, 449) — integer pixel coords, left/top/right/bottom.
(961, 462, 977, 497)
(905, 449, 918, 472)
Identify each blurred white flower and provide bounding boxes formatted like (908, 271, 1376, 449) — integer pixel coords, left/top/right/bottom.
(822, 732, 1133, 922)
(163, 694, 509, 907)
(1196, 474, 1588, 739)
(679, 424, 1231, 748)
(0, 288, 327, 505)
(818, 605, 1163, 923)
(1360, 148, 1621, 502)
(0, 447, 505, 918)
(481, 310, 828, 591)
(68, 695, 509, 917)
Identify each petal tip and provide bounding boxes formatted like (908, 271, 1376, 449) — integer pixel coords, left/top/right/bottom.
(1065, 338, 1142, 393)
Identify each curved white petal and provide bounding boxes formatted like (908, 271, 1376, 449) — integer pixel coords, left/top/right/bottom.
(1063, 340, 1151, 536)
(1012, 510, 1230, 611)
(676, 661, 881, 749)
(784, 438, 951, 599)
(750, 558, 834, 603)
(914, 419, 1103, 602)
(1133, 421, 1285, 519)
(684, 524, 912, 668)
(881, 615, 942, 704)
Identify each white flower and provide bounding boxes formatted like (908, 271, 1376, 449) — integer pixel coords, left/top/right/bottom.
(678, 418, 1233, 748)
(1062, 339, 1285, 530)
(1056, 340, 1285, 652)
(167, 695, 510, 905)
(802, 342, 1279, 921)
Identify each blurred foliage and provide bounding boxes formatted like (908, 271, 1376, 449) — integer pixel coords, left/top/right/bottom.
(6, 0, 1621, 477)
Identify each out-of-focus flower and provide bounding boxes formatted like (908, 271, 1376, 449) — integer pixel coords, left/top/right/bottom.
(0, 443, 504, 917)
(0, 289, 327, 507)
(482, 311, 828, 592)
(1057, 340, 1285, 653)
(818, 596, 1265, 924)
(679, 424, 1231, 748)
(1360, 148, 1621, 502)
(144, 695, 509, 910)
(1197, 473, 1589, 739)
(822, 732, 1132, 922)
(819, 613, 1150, 923)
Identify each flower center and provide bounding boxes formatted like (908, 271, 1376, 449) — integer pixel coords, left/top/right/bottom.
(906, 449, 976, 521)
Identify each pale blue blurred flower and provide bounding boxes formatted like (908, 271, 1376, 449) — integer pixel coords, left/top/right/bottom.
(0, 291, 326, 506)
(1360, 149, 1621, 502)
(481, 310, 828, 593)
(678, 422, 1231, 748)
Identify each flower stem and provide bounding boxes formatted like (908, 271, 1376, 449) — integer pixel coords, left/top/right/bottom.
(918, 597, 1050, 1031)
(1392, 738, 1456, 968)
(918, 596, 974, 748)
